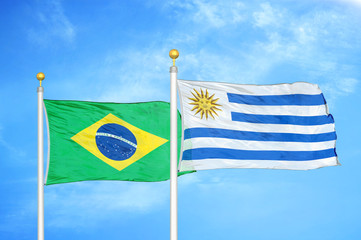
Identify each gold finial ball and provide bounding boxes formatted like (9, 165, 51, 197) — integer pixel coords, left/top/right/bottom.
(36, 72, 45, 81)
(169, 49, 179, 60)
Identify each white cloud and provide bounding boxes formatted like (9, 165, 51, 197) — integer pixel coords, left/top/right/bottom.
(333, 0, 361, 7)
(41, 45, 176, 103)
(0, 126, 26, 158)
(164, 2, 348, 87)
(165, 0, 246, 28)
(45, 181, 169, 228)
(293, 26, 316, 45)
(338, 78, 358, 93)
(320, 78, 359, 105)
(246, 3, 361, 97)
(95, 47, 171, 103)
(45, 1, 360, 107)
(178, 172, 202, 186)
(178, 171, 300, 224)
(1, 179, 168, 231)
(192, 0, 245, 27)
(177, 50, 264, 85)
(27, 0, 75, 45)
(253, 2, 283, 27)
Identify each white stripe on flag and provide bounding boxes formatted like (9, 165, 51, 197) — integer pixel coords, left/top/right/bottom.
(180, 157, 339, 171)
(178, 79, 322, 95)
(226, 103, 328, 116)
(183, 138, 336, 151)
(185, 122, 335, 135)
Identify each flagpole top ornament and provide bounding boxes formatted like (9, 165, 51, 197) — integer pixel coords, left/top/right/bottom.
(169, 49, 179, 66)
(36, 72, 45, 87)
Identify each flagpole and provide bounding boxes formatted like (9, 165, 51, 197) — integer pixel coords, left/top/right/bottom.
(37, 72, 45, 240)
(169, 49, 179, 240)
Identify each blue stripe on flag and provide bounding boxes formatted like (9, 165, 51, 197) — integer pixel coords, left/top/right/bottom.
(227, 93, 326, 106)
(231, 112, 334, 125)
(182, 148, 337, 161)
(184, 128, 337, 142)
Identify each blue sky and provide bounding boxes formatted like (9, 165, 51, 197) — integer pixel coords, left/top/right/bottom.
(1, 0, 361, 239)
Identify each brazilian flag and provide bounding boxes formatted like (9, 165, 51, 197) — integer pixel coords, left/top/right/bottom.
(44, 99, 191, 185)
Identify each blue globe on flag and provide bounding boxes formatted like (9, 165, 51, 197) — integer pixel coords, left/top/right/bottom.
(95, 123, 137, 161)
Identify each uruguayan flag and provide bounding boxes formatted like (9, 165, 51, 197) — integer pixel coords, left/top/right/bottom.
(177, 79, 339, 171)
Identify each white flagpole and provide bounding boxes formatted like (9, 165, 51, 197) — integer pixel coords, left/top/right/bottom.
(37, 72, 45, 240)
(169, 49, 179, 240)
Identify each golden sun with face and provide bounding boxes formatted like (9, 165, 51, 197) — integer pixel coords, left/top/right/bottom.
(188, 88, 222, 119)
